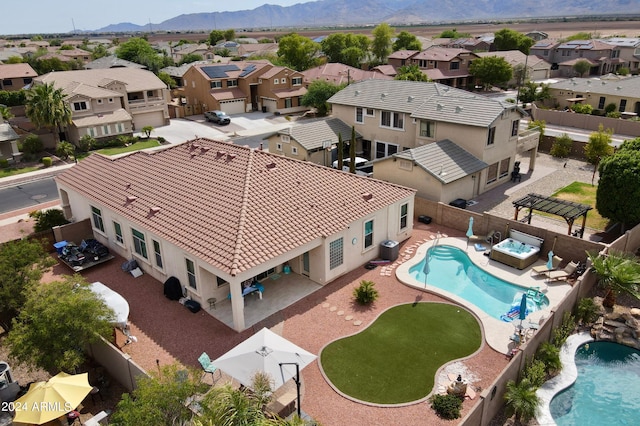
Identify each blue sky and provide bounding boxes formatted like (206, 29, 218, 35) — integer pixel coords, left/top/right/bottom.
(4, 0, 313, 35)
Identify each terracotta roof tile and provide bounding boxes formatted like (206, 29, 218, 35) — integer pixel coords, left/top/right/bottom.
(56, 139, 415, 276)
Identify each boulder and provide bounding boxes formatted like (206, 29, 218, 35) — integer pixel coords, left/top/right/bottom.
(630, 307, 640, 318)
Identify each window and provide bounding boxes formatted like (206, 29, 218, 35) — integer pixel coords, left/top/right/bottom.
(73, 101, 88, 111)
(210, 81, 222, 89)
(281, 135, 290, 143)
(146, 90, 154, 97)
(108, 98, 114, 103)
(380, 111, 404, 129)
(450, 61, 460, 70)
(420, 120, 435, 138)
(274, 78, 279, 85)
(400, 203, 408, 230)
(486, 162, 498, 184)
(543, 50, 549, 56)
(375, 141, 399, 159)
(292, 77, 302, 85)
(364, 219, 374, 249)
(285, 98, 292, 108)
(91, 206, 105, 233)
(499, 158, 510, 178)
(2, 79, 12, 86)
(113, 221, 124, 244)
(116, 123, 124, 133)
(227, 79, 238, 87)
(598, 96, 606, 109)
(153, 240, 163, 269)
(366, 108, 374, 116)
(292, 147, 298, 155)
(329, 238, 343, 270)
(355, 107, 363, 123)
(186, 258, 196, 289)
(97, 99, 103, 104)
(276, 143, 282, 151)
(399, 160, 413, 171)
(619, 99, 627, 112)
(102, 125, 110, 135)
(216, 276, 228, 287)
(132, 228, 148, 259)
(487, 127, 496, 146)
(256, 267, 276, 281)
(281, 78, 287, 84)
(511, 120, 519, 137)
(88, 128, 96, 137)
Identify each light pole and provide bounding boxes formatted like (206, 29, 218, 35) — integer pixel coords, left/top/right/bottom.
(279, 362, 301, 418)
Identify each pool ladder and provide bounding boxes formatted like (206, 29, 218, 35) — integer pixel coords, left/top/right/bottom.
(487, 231, 501, 245)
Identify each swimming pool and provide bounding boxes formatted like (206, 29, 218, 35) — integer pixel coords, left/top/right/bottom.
(408, 245, 548, 320)
(550, 341, 640, 425)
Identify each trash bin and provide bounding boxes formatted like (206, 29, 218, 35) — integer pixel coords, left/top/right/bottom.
(418, 215, 432, 224)
(449, 198, 467, 209)
(262, 106, 267, 113)
(380, 240, 399, 262)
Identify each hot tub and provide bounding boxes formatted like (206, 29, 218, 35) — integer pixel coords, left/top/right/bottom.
(490, 230, 542, 269)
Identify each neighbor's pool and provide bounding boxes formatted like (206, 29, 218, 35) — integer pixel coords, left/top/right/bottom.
(408, 245, 548, 320)
(550, 341, 640, 426)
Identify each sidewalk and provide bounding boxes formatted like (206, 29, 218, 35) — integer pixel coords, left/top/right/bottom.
(0, 162, 75, 190)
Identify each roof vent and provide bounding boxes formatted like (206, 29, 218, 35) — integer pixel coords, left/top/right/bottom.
(455, 106, 463, 113)
(149, 206, 161, 214)
(216, 150, 226, 158)
(226, 153, 236, 161)
(408, 95, 415, 102)
(125, 183, 131, 189)
(616, 86, 622, 90)
(354, 90, 360, 96)
(362, 193, 373, 201)
(190, 143, 200, 150)
(436, 103, 444, 111)
(200, 146, 211, 153)
(602, 81, 606, 85)
(266, 162, 276, 169)
(380, 93, 387, 99)
(126, 195, 137, 203)
(586, 80, 591, 85)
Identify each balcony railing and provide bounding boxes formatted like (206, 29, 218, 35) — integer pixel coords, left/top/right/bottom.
(517, 126, 541, 152)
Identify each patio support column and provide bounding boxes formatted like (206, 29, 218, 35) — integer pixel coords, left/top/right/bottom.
(229, 279, 245, 332)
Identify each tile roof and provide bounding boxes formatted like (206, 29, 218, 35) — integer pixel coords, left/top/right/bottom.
(329, 80, 517, 128)
(413, 47, 470, 61)
(211, 88, 247, 101)
(84, 55, 147, 70)
(55, 139, 415, 276)
(277, 117, 360, 151)
(72, 108, 132, 127)
(476, 50, 527, 67)
(0, 63, 37, 79)
(302, 63, 394, 84)
(392, 139, 488, 184)
(65, 81, 122, 99)
(271, 87, 307, 99)
(548, 75, 640, 98)
(0, 122, 19, 142)
(388, 50, 419, 60)
(36, 68, 166, 93)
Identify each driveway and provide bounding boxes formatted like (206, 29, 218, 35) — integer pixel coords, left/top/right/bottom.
(137, 112, 292, 146)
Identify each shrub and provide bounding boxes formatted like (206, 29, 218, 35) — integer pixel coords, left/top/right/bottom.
(28, 209, 70, 232)
(157, 136, 166, 144)
(536, 342, 562, 375)
(21, 134, 43, 154)
(576, 297, 600, 325)
(41, 156, 52, 167)
(504, 379, 540, 424)
(0, 159, 8, 169)
(430, 393, 463, 420)
(606, 111, 621, 118)
(522, 358, 547, 388)
(617, 67, 630, 76)
(77, 134, 95, 152)
(571, 103, 593, 114)
(56, 141, 75, 160)
(604, 103, 617, 114)
(550, 133, 573, 158)
(353, 280, 379, 305)
(552, 311, 576, 347)
(0, 89, 27, 106)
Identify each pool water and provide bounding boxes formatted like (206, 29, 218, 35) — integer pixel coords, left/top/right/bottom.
(550, 341, 640, 426)
(497, 238, 535, 254)
(408, 245, 548, 320)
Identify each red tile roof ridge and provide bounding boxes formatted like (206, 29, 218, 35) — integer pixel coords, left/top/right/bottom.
(231, 148, 255, 276)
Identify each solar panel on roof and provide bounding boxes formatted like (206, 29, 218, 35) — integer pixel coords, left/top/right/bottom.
(201, 64, 240, 79)
(239, 64, 257, 77)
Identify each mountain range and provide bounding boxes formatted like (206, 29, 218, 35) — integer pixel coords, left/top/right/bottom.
(96, 0, 640, 33)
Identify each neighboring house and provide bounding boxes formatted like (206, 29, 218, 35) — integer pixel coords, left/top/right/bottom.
(447, 35, 494, 52)
(266, 117, 360, 166)
(0, 117, 20, 161)
(547, 76, 640, 115)
(525, 31, 549, 41)
(301, 63, 393, 87)
(171, 43, 216, 63)
(55, 138, 416, 331)
(387, 50, 420, 68)
(370, 64, 397, 77)
(84, 55, 147, 70)
(597, 37, 640, 75)
(54, 48, 92, 64)
(34, 68, 170, 143)
(237, 42, 279, 58)
(161, 61, 210, 88)
(180, 61, 307, 115)
(530, 39, 623, 77)
(328, 79, 540, 203)
(389, 47, 479, 88)
(475, 51, 551, 85)
(0, 63, 37, 91)
(214, 41, 240, 55)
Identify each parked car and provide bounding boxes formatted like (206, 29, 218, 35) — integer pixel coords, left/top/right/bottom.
(60, 243, 86, 266)
(332, 157, 373, 177)
(204, 110, 231, 125)
(80, 239, 110, 260)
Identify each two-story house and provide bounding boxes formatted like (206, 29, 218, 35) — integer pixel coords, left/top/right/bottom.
(34, 68, 170, 144)
(180, 61, 307, 115)
(0, 63, 37, 91)
(328, 79, 540, 204)
(597, 37, 640, 75)
(301, 63, 393, 87)
(475, 51, 551, 84)
(530, 39, 623, 77)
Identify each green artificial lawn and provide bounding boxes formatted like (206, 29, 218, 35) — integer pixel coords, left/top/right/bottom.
(538, 182, 608, 231)
(96, 139, 161, 155)
(320, 303, 482, 404)
(0, 166, 40, 178)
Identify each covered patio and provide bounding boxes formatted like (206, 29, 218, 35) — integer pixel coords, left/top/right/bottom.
(207, 273, 323, 329)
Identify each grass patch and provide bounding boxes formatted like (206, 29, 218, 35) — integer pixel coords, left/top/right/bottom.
(0, 166, 41, 178)
(320, 303, 481, 404)
(537, 182, 608, 231)
(96, 139, 161, 155)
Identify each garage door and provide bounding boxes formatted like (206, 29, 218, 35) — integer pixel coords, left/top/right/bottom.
(134, 112, 166, 129)
(262, 99, 277, 113)
(530, 69, 549, 80)
(220, 99, 245, 114)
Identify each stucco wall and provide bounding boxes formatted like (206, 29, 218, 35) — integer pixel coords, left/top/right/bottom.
(532, 104, 640, 136)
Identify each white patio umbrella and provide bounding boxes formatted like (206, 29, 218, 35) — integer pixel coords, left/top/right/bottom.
(212, 328, 317, 416)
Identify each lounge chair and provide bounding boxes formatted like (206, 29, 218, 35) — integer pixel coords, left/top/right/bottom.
(198, 352, 221, 383)
(547, 261, 579, 282)
(531, 256, 563, 276)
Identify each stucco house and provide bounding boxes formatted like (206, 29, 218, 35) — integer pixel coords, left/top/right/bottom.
(547, 76, 640, 115)
(0, 63, 37, 91)
(54, 139, 415, 331)
(475, 51, 551, 84)
(530, 39, 623, 77)
(328, 79, 540, 204)
(597, 37, 640, 75)
(301, 63, 393, 87)
(33, 68, 170, 144)
(180, 61, 307, 115)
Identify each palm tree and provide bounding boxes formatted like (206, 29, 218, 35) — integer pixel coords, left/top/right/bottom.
(587, 250, 640, 308)
(504, 378, 540, 425)
(25, 82, 72, 145)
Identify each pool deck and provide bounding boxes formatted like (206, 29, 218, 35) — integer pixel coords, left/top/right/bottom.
(395, 237, 574, 355)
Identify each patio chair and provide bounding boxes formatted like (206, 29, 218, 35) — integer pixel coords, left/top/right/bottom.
(198, 352, 221, 383)
(547, 261, 579, 282)
(531, 256, 563, 276)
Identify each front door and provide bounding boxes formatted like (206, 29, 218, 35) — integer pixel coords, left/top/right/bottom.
(301, 252, 310, 277)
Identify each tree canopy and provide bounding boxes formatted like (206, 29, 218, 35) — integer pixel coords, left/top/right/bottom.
(573, 59, 591, 77)
(277, 33, 320, 71)
(320, 33, 369, 68)
(7, 275, 115, 372)
(469, 56, 513, 89)
(393, 31, 422, 51)
(395, 64, 430, 82)
(115, 37, 171, 72)
(437, 29, 472, 38)
(25, 82, 72, 144)
(371, 23, 394, 64)
(494, 28, 535, 54)
(301, 79, 345, 116)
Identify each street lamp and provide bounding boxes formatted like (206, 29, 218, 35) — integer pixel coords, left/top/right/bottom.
(279, 362, 301, 418)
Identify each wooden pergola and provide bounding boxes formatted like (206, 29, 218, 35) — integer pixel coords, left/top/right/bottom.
(512, 193, 593, 238)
